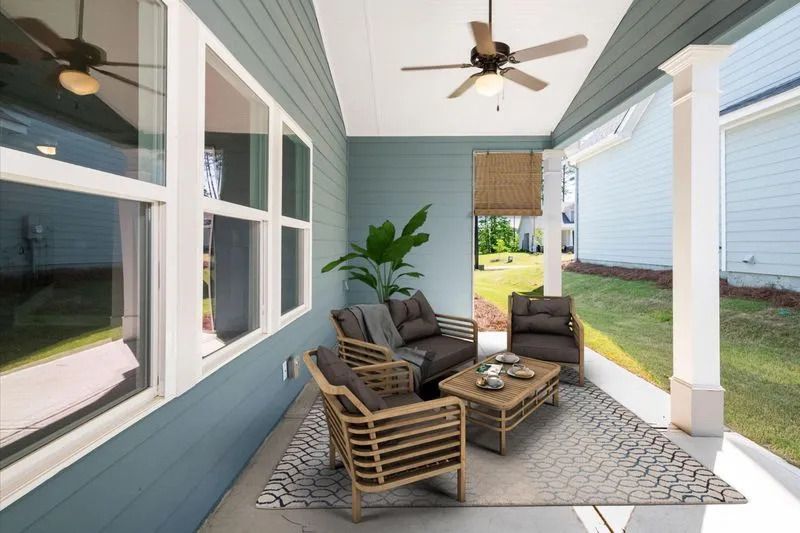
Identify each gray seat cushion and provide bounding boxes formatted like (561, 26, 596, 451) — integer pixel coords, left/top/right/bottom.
(331, 308, 366, 341)
(383, 392, 424, 409)
(387, 291, 442, 343)
(316, 346, 387, 413)
(511, 333, 579, 364)
(407, 335, 475, 380)
(511, 294, 573, 337)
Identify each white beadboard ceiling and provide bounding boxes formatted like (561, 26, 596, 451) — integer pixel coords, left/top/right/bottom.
(313, 0, 633, 137)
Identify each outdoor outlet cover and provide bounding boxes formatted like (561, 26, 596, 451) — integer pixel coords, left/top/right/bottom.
(282, 360, 288, 381)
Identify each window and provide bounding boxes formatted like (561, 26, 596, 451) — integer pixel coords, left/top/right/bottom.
(0, 0, 166, 476)
(279, 123, 311, 319)
(0, 0, 167, 183)
(200, 46, 269, 359)
(0, 1, 314, 504)
(0, 182, 151, 468)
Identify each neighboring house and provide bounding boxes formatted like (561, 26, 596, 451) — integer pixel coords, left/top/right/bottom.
(516, 201, 575, 252)
(567, 4, 800, 291)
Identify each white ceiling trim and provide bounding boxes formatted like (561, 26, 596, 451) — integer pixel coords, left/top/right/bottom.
(314, 0, 633, 137)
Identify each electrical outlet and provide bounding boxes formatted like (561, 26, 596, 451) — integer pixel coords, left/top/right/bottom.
(281, 360, 288, 381)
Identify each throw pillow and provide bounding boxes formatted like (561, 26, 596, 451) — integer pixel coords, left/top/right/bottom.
(331, 308, 366, 340)
(387, 290, 442, 343)
(316, 346, 387, 414)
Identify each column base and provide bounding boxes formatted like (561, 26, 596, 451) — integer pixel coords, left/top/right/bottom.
(670, 376, 724, 437)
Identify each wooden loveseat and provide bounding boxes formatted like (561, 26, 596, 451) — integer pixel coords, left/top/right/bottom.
(330, 291, 478, 385)
(304, 347, 466, 522)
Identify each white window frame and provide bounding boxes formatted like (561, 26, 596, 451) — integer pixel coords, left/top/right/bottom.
(0, 0, 178, 507)
(195, 30, 274, 376)
(0, 0, 315, 508)
(274, 115, 314, 329)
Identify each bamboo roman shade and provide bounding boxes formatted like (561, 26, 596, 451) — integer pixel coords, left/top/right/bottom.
(474, 151, 543, 216)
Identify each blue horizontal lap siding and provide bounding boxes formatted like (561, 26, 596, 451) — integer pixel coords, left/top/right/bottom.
(347, 136, 550, 317)
(0, 0, 347, 532)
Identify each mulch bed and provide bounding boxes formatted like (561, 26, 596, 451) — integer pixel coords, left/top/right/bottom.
(564, 261, 800, 308)
(473, 295, 508, 331)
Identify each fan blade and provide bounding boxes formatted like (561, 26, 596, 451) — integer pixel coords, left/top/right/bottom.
(401, 63, 472, 71)
(91, 67, 164, 95)
(502, 68, 548, 91)
(99, 60, 166, 69)
(511, 34, 588, 63)
(470, 21, 495, 56)
(0, 41, 51, 61)
(447, 73, 481, 99)
(13, 17, 72, 55)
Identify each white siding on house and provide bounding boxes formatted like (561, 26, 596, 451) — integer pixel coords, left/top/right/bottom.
(576, 85, 673, 268)
(724, 104, 800, 287)
(721, 4, 800, 109)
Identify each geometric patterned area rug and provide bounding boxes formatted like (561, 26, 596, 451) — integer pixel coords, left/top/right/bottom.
(257, 369, 746, 509)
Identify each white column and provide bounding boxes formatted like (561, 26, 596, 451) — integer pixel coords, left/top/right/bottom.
(659, 45, 732, 437)
(542, 149, 564, 296)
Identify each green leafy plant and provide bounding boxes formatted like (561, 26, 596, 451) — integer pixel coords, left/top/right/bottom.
(322, 204, 432, 302)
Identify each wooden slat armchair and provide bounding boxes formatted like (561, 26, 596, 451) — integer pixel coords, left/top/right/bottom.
(506, 293, 585, 385)
(330, 312, 479, 384)
(304, 350, 466, 523)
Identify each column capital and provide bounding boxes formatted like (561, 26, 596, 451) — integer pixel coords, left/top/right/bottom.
(542, 149, 565, 161)
(659, 44, 733, 76)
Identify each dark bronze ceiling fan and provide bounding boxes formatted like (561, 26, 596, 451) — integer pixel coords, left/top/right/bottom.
(401, 0, 588, 99)
(1, 0, 163, 96)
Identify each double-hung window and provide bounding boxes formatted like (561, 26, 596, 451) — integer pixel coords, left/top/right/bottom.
(0, 0, 168, 483)
(200, 48, 269, 361)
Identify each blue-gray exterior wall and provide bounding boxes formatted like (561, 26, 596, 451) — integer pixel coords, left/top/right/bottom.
(575, 4, 800, 287)
(0, 1, 348, 531)
(347, 136, 550, 317)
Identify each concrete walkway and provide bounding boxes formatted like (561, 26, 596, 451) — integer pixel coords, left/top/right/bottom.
(200, 332, 800, 532)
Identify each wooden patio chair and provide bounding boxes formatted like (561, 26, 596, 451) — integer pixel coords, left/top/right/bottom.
(506, 293, 585, 385)
(304, 349, 466, 522)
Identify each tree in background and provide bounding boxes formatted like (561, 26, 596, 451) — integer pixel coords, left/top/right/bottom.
(478, 216, 519, 254)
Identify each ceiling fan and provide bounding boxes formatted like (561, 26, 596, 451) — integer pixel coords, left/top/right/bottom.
(401, 0, 588, 99)
(2, 0, 163, 96)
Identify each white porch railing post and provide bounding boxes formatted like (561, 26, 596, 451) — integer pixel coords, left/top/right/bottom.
(660, 44, 732, 437)
(542, 149, 564, 296)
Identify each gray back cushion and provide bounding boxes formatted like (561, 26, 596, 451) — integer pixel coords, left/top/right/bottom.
(387, 290, 441, 343)
(316, 346, 387, 414)
(331, 308, 366, 341)
(511, 294, 573, 337)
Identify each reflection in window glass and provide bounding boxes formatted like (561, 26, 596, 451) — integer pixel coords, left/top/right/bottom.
(0, 0, 167, 184)
(281, 227, 304, 314)
(204, 50, 269, 209)
(202, 214, 259, 356)
(282, 125, 310, 221)
(0, 181, 150, 468)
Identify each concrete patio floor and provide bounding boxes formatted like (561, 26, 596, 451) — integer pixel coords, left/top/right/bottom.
(200, 333, 800, 532)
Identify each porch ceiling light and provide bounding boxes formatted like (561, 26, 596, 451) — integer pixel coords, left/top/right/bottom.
(475, 71, 503, 97)
(58, 69, 100, 96)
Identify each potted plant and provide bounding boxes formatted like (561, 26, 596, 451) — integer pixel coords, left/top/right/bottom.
(322, 204, 431, 302)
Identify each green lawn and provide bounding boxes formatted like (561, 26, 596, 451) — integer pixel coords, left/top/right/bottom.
(474, 252, 800, 466)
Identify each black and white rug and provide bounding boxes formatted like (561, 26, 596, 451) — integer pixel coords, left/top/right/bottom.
(257, 370, 746, 508)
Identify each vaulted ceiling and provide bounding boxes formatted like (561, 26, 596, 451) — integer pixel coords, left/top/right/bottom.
(313, 0, 633, 137)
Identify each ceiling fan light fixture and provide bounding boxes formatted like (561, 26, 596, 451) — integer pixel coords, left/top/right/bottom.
(59, 69, 100, 96)
(475, 71, 503, 97)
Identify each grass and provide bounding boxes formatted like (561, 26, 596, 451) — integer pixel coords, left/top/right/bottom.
(474, 252, 800, 466)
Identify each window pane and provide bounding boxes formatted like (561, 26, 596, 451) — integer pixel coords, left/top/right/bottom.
(202, 214, 259, 356)
(204, 50, 269, 210)
(281, 227, 304, 314)
(282, 125, 310, 221)
(0, 0, 167, 184)
(0, 181, 150, 468)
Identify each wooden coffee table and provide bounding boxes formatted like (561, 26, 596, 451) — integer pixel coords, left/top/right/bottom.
(438, 354, 560, 455)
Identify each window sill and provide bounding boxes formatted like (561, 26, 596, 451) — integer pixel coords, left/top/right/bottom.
(0, 388, 164, 510)
(201, 329, 267, 378)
